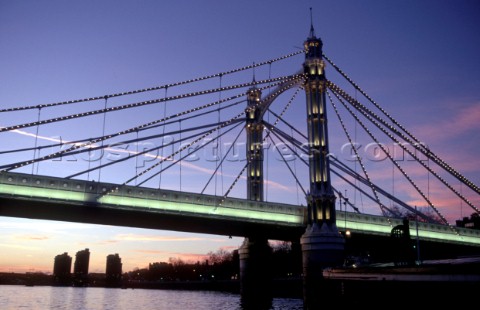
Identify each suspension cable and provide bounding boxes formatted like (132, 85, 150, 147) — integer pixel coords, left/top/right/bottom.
(324, 56, 479, 195)
(267, 130, 307, 198)
(0, 97, 246, 157)
(135, 121, 243, 188)
(146, 76, 303, 195)
(292, 127, 300, 205)
(264, 122, 306, 150)
(0, 51, 304, 113)
(267, 109, 307, 140)
(201, 124, 246, 195)
(4, 117, 236, 175)
(269, 118, 422, 220)
(270, 122, 431, 221)
(326, 90, 392, 219)
(330, 165, 388, 215)
(1, 78, 299, 172)
(328, 87, 453, 225)
(69, 119, 243, 183)
(329, 78, 479, 201)
(264, 112, 428, 221)
(65, 121, 234, 179)
(213, 78, 303, 205)
(329, 88, 435, 217)
(108, 110, 249, 191)
(330, 157, 435, 222)
(328, 82, 479, 218)
(0, 75, 301, 133)
(216, 162, 248, 210)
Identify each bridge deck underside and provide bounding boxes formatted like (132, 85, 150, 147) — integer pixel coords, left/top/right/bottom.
(0, 196, 305, 241)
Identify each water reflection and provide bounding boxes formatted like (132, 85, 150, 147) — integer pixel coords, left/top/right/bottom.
(0, 285, 304, 310)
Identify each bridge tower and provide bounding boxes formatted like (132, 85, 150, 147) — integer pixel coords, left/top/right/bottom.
(246, 82, 264, 201)
(300, 23, 345, 308)
(238, 81, 273, 308)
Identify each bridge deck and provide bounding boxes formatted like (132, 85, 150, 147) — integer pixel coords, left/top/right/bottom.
(0, 171, 479, 246)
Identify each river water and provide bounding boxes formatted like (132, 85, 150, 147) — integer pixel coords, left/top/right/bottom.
(0, 285, 304, 310)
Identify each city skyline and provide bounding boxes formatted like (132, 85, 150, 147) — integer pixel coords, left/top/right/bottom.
(1, 0, 479, 273)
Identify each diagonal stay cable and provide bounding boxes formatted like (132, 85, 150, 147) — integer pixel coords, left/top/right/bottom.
(201, 124, 246, 195)
(323, 53, 421, 143)
(267, 129, 307, 198)
(330, 166, 384, 215)
(0, 75, 301, 133)
(0, 117, 236, 171)
(266, 108, 307, 141)
(328, 83, 479, 217)
(211, 78, 304, 206)
(330, 157, 437, 222)
(0, 98, 246, 156)
(1, 51, 303, 113)
(0, 78, 299, 172)
(99, 111, 249, 197)
(271, 123, 415, 218)
(65, 120, 234, 179)
(323, 62, 479, 195)
(145, 76, 304, 198)
(135, 121, 244, 188)
(267, 120, 420, 220)
(264, 122, 307, 151)
(326, 89, 392, 219)
(331, 185, 361, 214)
(214, 162, 249, 210)
(261, 84, 305, 142)
(328, 87, 453, 225)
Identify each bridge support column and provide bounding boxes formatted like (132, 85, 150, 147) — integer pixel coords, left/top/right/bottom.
(300, 23, 345, 309)
(301, 222, 345, 308)
(238, 237, 273, 308)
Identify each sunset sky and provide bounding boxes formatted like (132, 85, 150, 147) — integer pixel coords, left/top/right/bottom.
(1, 0, 479, 274)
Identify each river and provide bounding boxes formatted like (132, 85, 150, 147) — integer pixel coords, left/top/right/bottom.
(0, 285, 304, 310)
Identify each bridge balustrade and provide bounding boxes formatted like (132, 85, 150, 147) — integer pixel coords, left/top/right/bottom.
(336, 211, 480, 246)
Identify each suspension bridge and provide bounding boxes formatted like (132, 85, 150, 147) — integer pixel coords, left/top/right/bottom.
(0, 39, 478, 241)
(1, 22, 480, 306)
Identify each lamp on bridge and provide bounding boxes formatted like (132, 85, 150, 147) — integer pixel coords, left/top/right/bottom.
(338, 191, 351, 238)
(344, 193, 351, 238)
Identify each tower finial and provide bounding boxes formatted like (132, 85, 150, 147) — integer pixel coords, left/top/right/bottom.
(309, 7, 315, 38)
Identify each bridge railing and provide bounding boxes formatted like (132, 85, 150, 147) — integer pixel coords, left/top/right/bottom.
(336, 211, 480, 246)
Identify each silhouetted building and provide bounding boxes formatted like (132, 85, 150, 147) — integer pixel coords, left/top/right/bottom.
(73, 248, 90, 286)
(53, 252, 72, 285)
(390, 218, 416, 266)
(456, 213, 480, 230)
(105, 253, 122, 287)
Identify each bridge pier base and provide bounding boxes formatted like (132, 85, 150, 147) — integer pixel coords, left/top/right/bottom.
(238, 237, 273, 308)
(300, 222, 345, 309)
